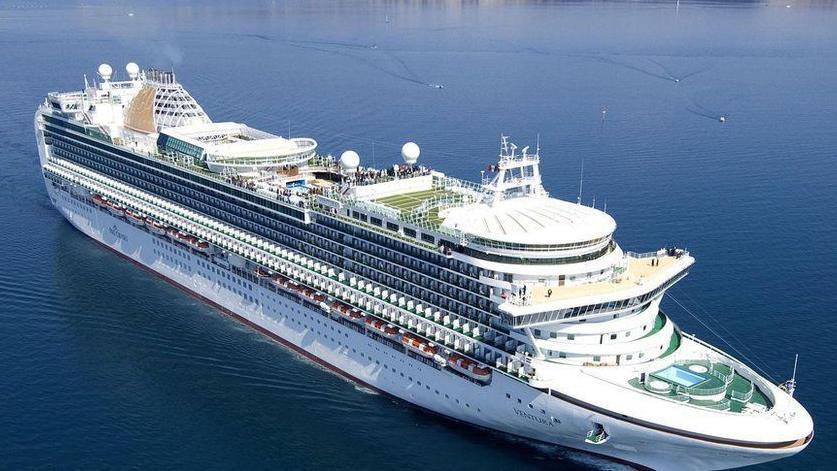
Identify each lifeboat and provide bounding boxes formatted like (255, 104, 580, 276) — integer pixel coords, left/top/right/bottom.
(194, 240, 210, 253)
(446, 353, 492, 383)
(255, 267, 271, 278)
(300, 287, 326, 303)
(107, 201, 125, 217)
(126, 210, 145, 226)
(176, 231, 191, 243)
(92, 194, 107, 207)
(365, 317, 400, 338)
(402, 334, 438, 359)
(145, 219, 167, 236)
(272, 274, 289, 287)
(332, 301, 365, 323)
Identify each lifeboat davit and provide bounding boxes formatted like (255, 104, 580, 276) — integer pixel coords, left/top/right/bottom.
(145, 218, 167, 236)
(107, 201, 125, 217)
(446, 353, 492, 383)
(365, 317, 400, 338)
(402, 334, 438, 359)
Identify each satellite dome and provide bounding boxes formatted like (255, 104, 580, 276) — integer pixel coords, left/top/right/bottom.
(401, 142, 420, 165)
(339, 150, 360, 173)
(97, 63, 113, 81)
(125, 62, 140, 79)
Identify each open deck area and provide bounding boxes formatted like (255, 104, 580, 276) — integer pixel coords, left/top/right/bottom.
(522, 252, 688, 306)
(629, 360, 771, 413)
(375, 188, 459, 213)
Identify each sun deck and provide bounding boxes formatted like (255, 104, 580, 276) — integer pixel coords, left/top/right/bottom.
(519, 252, 690, 306)
(629, 360, 771, 413)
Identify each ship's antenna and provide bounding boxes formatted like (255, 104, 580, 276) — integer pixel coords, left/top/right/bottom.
(577, 158, 584, 204)
(603, 199, 608, 213)
(592, 195, 596, 208)
(788, 353, 799, 396)
(83, 73, 90, 90)
(288, 119, 291, 139)
(536, 133, 540, 156)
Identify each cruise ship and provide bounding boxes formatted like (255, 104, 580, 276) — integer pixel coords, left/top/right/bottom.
(34, 63, 813, 470)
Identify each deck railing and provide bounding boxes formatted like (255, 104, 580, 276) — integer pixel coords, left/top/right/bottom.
(731, 381, 755, 402)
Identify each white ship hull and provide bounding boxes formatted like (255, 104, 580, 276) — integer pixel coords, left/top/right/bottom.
(41, 170, 805, 471)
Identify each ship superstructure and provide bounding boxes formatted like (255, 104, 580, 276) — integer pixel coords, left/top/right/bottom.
(34, 63, 813, 470)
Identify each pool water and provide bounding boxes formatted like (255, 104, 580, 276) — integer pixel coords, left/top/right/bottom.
(653, 366, 707, 388)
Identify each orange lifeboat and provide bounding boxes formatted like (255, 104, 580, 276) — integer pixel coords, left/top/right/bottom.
(166, 227, 179, 238)
(402, 334, 438, 359)
(272, 274, 289, 287)
(107, 201, 125, 217)
(446, 353, 492, 383)
(332, 301, 365, 323)
(302, 288, 326, 303)
(365, 317, 400, 338)
(92, 194, 107, 207)
(145, 218, 167, 236)
(126, 209, 145, 226)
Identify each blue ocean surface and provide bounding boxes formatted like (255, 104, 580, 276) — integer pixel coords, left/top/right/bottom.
(1, 1, 835, 469)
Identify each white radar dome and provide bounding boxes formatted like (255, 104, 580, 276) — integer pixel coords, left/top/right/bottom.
(97, 63, 113, 81)
(339, 150, 360, 173)
(401, 142, 420, 165)
(126, 62, 140, 79)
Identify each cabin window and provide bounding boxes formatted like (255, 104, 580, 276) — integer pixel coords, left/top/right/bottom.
(386, 222, 399, 231)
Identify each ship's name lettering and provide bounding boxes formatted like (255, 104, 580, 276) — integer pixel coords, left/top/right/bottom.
(513, 408, 557, 427)
(108, 224, 127, 241)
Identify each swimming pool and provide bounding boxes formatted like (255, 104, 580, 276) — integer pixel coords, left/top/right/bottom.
(652, 365, 707, 388)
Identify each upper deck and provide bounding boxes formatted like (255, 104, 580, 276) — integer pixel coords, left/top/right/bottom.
(40, 63, 644, 263)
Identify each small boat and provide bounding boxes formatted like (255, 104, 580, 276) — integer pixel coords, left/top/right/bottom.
(402, 334, 437, 359)
(166, 227, 179, 238)
(333, 301, 365, 323)
(446, 352, 491, 383)
(272, 274, 289, 287)
(300, 288, 326, 303)
(126, 209, 145, 226)
(254, 267, 271, 278)
(144, 218, 168, 236)
(107, 201, 125, 217)
(365, 317, 400, 338)
(92, 194, 107, 207)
